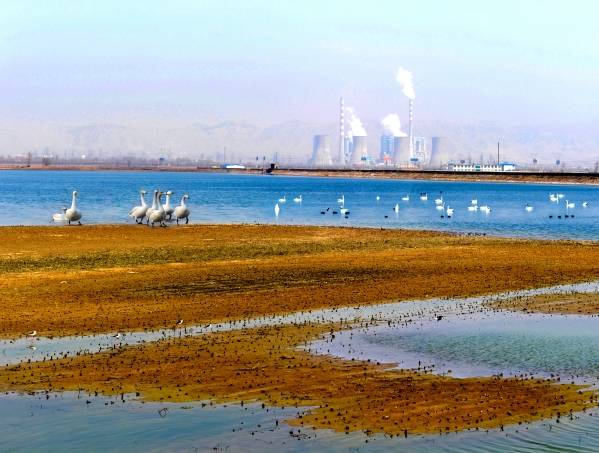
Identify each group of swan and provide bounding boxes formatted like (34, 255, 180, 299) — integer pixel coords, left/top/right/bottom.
(278, 195, 302, 202)
(52, 191, 82, 225)
(550, 193, 589, 207)
(129, 189, 190, 226)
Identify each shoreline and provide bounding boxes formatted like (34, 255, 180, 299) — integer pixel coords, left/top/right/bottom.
(3, 164, 599, 186)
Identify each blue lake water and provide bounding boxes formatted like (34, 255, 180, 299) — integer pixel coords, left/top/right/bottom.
(1, 169, 599, 239)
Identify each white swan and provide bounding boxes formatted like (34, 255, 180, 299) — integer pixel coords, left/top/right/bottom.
(129, 190, 148, 224)
(420, 193, 428, 200)
(471, 198, 478, 205)
(337, 195, 345, 203)
(436, 202, 445, 210)
(279, 196, 286, 202)
(435, 196, 443, 204)
(164, 191, 174, 219)
(446, 206, 454, 214)
(145, 190, 158, 224)
(149, 191, 167, 227)
(525, 204, 533, 211)
(557, 194, 565, 198)
(340, 207, 349, 214)
(52, 206, 67, 221)
(480, 206, 491, 212)
(65, 191, 82, 225)
(275, 203, 280, 215)
(294, 195, 302, 202)
(174, 194, 190, 224)
(402, 195, 409, 201)
(376, 196, 380, 200)
(467, 206, 478, 211)
(583, 202, 588, 207)
(550, 195, 558, 202)
(565, 200, 575, 208)
(393, 204, 399, 212)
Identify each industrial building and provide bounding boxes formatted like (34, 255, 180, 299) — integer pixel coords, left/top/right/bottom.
(449, 162, 517, 172)
(349, 136, 371, 165)
(310, 135, 333, 165)
(428, 137, 447, 168)
(392, 136, 411, 166)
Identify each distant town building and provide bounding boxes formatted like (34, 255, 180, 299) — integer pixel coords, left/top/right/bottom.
(449, 163, 517, 172)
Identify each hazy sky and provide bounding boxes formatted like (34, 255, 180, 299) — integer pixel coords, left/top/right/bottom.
(2, 0, 598, 127)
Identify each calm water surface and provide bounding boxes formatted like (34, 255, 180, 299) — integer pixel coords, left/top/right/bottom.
(2, 170, 599, 239)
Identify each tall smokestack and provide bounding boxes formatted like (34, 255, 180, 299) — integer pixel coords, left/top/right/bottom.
(408, 99, 413, 158)
(339, 97, 344, 165)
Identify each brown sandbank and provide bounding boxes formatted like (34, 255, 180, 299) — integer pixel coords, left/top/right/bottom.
(3, 225, 599, 338)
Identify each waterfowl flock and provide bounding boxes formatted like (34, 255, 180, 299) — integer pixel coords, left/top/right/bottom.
(273, 190, 591, 222)
(53, 189, 191, 226)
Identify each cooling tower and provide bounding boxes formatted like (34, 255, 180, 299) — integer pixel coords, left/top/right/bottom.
(428, 137, 447, 167)
(349, 136, 370, 165)
(312, 135, 333, 166)
(393, 137, 411, 166)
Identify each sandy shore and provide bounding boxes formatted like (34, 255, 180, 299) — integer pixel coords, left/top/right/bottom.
(1, 224, 599, 435)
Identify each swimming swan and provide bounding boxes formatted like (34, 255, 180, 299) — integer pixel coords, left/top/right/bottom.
(420, 193, 428, 200)
(174, 195, 190, 224)
(467, 205, 478, 211)
(402, 195, 410, 201)
(525, 204, 533, 211)
(446, 206, 454, 214)
(294, 195, 302, 202)
(149, 191, 167, 227)
(337, 195, 345, 203)
(129, 190, 148, 223)
(434, 196, 443, 204)
(65, 191, 82, 225)
(393, 204, 399, 212)
(471, 198, 478, 204)
(279, 196, 286, 202)
(565, 200, 575, 208)
(275, 203, 280, 215)
(436, 203, 445, 210)
(52, 206, 67, 221)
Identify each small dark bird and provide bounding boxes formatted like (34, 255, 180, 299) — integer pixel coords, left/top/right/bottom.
(326, 207, 330, 212)
(436, 315, 444, 321)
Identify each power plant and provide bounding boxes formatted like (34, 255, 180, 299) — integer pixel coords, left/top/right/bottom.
(428, 137, 447, 168)
(311, 135, 333, 165)
(349, 136, 370, 165)
(393, 137, 411, 166)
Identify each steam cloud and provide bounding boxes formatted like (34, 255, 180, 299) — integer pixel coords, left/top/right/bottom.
(396, 67, 415, 99)
(381, 114, 406, 137)
(347, 107, 366, 136)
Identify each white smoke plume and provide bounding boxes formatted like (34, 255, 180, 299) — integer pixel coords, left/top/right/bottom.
(396, 67, 415, 99)
(381, 114, 406, 137)
(346, 107, 367, 136)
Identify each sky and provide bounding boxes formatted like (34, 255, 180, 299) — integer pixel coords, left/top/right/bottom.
(1, 0, 599, 128)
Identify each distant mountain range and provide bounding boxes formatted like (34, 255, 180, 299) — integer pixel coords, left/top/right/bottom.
(1, 118, 598, 166)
